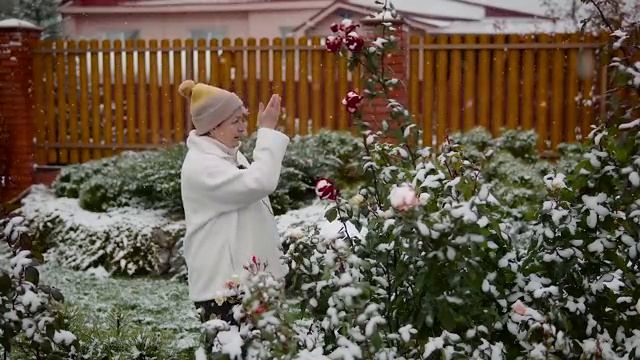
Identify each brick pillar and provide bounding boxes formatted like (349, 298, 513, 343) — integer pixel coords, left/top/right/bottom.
(359, 16, 409, 134)
(0, 19, 42, 204)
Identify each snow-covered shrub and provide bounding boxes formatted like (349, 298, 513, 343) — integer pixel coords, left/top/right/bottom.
(19, 186, 185, 276)
(198, 2, 640, 358)
(241, 131, 363, 214)
(53, 157, 119, 199)
(0, 215, 78, 357)
(77, 174, 123, 212)
(53, 145, 186, 215)
(495, 129, 539, 161)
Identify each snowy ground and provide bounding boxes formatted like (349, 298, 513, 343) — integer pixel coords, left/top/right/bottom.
(0, 198, 329, 351)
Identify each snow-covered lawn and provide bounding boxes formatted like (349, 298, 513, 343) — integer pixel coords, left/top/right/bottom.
(0, 196, 329, 352)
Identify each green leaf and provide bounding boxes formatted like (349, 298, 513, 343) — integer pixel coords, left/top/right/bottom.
(50, 288, 64, 302)
(325, 207, 338, 222)
(24, 266, 39, 286)
(0, 271, 11, 295)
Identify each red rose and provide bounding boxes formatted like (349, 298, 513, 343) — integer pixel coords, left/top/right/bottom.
(345, 32, 364, 53)
(325, 35, 343, 53)
(330, 23, 339, 33)
(255, 304, 267, 315)
(315, 178, 339, 201)
(342, 90, 363, 113)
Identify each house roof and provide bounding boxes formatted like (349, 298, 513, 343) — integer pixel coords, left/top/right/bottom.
(453, 0, 550, 18)
(292, 0, 490, 34)
(347, 0, 486, 21)
(60, 0, 331, 13)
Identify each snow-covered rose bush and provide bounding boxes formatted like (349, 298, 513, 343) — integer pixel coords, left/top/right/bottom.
(198, 1, 640, 359)
(0, 216, 78, 357)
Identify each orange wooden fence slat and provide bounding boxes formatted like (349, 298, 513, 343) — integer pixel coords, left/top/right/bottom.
(113, 40, 124, 151)
(259, 38, 270, 108)
(337, 51, 348, 131)
(536, 34, 550, 151)
(43, 40, 56, 163)
(55, 39, 68, 163)
(125, 39, 136, 147)
(90, 39, 101, 159)
(597, 32, 609, 126)
(102, 39, 113, 156)
(149, 39, 160, 144)
(565, 33, 579, 142)
(234, 38, 245, 99)
(220, 38, 232, 91)
(67, 41, 79, 163)
(136, 39, 148, 144)
(491, 34, 506, 136)
(79, 40, 90, 162)
(247, 38, 258, 134)
(160, 39, 171, 144)
(550, 33, 565, 149)
(323, 47, 336, 130)
(521, 35, 535, 130)
(435, 34, 448, 146)
(272, 37, 283, 97)
(298, 36, 309, 136)
(506, 34, 520, 129)
(477, 34, 490, 130)
(311, 37, 322, 134)
(210, 38, 220, 87)
(422, 35, 435, 147)
(197, 38, 206, 83)
(409, 35, 420, 132)
(32, 40, 46, 164)
(285, 37, 296, 135)
(173, 39, 184, 141)
(463, 34, 476, 131)
(449, 34, 462, 133)
(185, 39, 194, 82)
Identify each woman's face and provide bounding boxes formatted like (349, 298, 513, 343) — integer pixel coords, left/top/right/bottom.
(210, 111, 247, 148)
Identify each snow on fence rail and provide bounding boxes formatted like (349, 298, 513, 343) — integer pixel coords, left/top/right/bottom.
(32, 33, 607, 165)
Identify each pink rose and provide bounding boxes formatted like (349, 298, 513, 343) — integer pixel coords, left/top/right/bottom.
(224, 280, 239, 289)
(389, 183, 419, 212)
(512, 300, 528, 315)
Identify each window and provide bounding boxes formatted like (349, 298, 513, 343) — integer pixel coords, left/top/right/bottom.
(279, 26, 295, 38)
(336, 10, 353, 19)
(190, 29, 227, 41)
(104, 30, 139, 41)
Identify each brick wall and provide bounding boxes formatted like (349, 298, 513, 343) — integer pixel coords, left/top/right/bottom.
(359, 17, 409, 134)
(0, 23, 42, 203)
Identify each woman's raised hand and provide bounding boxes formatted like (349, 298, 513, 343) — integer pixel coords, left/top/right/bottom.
(257, 94, 282, 130)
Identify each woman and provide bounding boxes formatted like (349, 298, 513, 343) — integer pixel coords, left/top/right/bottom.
(178, 80, 289, 324)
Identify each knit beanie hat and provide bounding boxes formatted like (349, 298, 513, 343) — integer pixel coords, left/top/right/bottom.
(178, 80, 245, 135)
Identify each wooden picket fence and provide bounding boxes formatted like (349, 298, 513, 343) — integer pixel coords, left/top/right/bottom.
(32, 33, 607, 165)
(408, 33, 608, 151)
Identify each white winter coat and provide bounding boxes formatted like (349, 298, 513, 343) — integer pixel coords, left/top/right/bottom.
(181, 128, 289, 301)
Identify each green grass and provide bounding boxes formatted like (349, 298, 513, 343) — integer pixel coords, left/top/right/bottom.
(0, 246, 200, 359)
